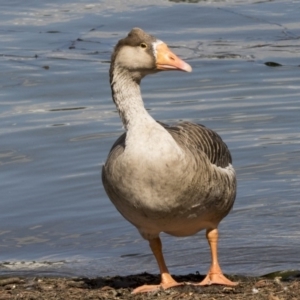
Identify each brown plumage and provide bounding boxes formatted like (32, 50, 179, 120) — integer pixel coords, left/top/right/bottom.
(102, 28, 237, 293)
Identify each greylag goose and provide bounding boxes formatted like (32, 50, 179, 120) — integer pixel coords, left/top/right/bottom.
(102, 28, 237, 293)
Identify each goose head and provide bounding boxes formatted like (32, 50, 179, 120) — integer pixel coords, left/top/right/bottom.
(110, 28, 192, 82)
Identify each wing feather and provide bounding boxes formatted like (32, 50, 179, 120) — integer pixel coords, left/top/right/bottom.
(159, 121, 232, 168)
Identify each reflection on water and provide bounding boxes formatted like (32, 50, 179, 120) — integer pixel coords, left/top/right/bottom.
(0, 150, 31, 166)
(0, 0, 299, 277)
(49, 107, 86, 112)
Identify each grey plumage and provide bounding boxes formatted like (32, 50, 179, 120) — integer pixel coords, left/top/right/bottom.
(102, 120, 236, 238)
(101, 28, 238, 292)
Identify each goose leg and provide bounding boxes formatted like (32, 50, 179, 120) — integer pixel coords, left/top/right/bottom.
(132, 237, 182, 294)
(197, 228, 238, 286)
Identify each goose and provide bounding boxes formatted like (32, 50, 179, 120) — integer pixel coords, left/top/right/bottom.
(102, 28, 237, 293)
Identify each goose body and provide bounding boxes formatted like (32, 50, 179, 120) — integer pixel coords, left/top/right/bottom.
(102, 28, 237, 293)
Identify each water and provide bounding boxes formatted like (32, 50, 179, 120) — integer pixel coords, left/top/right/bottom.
(0, 0, 299, 278)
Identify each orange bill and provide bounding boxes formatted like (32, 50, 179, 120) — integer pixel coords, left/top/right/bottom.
(155, 42, 192, 73)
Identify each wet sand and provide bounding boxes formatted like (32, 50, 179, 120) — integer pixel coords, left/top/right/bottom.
(1, 272, 299, 300)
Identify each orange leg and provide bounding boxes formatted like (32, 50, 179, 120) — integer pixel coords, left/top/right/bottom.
(197, 228, 238, 286)
(132, 237, 182, 294)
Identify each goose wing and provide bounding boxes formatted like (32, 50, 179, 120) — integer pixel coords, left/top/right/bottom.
(159, 121, 232, 168)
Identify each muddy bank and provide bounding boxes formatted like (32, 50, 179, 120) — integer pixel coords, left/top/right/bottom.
(0, 271, 300, 299)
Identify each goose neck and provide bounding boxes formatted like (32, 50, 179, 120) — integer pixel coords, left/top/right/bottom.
(110, 66, 154, 131)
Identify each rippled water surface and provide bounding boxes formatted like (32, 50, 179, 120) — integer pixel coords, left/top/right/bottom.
(0, 0, 299, 277)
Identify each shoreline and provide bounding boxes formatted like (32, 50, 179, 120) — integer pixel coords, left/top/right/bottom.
(0, 271, 299, 299)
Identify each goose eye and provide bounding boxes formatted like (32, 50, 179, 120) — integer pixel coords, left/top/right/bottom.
(140, 43, 147, 49)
